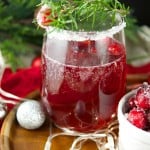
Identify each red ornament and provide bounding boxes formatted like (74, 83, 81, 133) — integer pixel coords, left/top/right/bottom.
(31, 56, 41, 68)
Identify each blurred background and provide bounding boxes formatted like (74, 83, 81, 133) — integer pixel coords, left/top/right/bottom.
(0, 0, 43, 70)
(0, 0, 150, 70)
(119, 0, 150, 26)
(119, 0, 150, 66)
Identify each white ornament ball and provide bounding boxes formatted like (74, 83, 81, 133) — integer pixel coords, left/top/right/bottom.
(16, 100, 46, 130)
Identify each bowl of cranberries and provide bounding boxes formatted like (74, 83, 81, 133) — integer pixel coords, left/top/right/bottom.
(118, 82, 150, 150)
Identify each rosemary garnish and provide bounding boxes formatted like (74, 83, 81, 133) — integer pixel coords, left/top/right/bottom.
(40, 0, 129, 31)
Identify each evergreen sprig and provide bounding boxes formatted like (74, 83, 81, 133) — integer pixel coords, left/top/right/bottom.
(40, 0, 129, 31)
(0, 0, 43, 70)
(0, 0, 140, 70)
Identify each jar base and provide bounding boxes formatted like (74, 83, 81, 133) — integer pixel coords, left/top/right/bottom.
(44, 120, 119, 150)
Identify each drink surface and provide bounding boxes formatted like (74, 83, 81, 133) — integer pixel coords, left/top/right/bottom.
(41, 37, 126, 132)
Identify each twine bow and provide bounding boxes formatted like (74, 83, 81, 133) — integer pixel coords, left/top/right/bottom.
(44, 121, 118, 150)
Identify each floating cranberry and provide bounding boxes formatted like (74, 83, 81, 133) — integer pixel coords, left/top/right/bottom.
(108, 41, 124, 55)
(36, 6, 53, 27)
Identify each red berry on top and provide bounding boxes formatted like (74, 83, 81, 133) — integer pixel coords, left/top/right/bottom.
(135, 83, 150, 109)
(43, 11, 51, 21)
(127, 108, 147, 129)
(41, 9, 52, 26)
(36, 6, 53, 27)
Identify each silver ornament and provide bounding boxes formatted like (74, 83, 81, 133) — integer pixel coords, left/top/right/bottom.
(16, 100, 46, 130)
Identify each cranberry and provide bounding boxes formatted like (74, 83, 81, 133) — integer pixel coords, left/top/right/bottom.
(127, 108, 147, 129)
(146, 111, 150, 125)
(135, 84, 150, 109)
(108, 41, 124, 55)
(41, 9, 52, 26)
(128, 96, 136, 109)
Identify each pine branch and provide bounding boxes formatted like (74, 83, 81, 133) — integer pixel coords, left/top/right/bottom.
(40, 0, 129, 31)
(0, 0, 140, 70)
(0, 0, 43, 70)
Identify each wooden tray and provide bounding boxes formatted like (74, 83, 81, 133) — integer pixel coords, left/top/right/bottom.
(1, 74, 149, 150)
(0, 106, 110, 150)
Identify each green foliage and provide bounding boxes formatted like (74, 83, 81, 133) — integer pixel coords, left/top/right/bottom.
(0, 0, 44, 70)
(40, 0, 139, 44)
(40, 0, 129, 31)
(0, 0, 139, 70)
(125, 16, 139, 44)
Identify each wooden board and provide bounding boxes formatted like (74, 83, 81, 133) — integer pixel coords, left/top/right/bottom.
(0, 106, 110, 150)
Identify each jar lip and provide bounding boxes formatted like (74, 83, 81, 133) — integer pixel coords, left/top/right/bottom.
(45, 15, 126, 41)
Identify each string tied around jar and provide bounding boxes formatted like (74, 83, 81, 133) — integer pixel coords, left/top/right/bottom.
(44, 120, 119, 150)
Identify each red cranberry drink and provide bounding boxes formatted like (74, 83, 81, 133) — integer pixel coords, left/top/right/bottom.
(41, 34, 126, 132)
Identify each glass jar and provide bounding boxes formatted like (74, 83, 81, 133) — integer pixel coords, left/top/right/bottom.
(41, 16, 126, 133)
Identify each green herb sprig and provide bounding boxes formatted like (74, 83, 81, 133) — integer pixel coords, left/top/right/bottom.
(40, 0, 129, 31)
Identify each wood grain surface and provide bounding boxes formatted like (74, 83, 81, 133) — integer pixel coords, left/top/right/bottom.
(0, 106, 100, 150)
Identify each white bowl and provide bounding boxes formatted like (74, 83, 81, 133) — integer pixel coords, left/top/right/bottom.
(118, 89, 150, 150)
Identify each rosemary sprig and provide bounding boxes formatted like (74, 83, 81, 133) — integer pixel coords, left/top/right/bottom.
(40, 0, 129, 31)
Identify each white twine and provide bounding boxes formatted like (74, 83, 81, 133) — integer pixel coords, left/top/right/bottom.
(44, 121, 118, 150)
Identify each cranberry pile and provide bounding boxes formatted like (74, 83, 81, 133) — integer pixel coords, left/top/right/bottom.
(126, 82, 150, 130)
